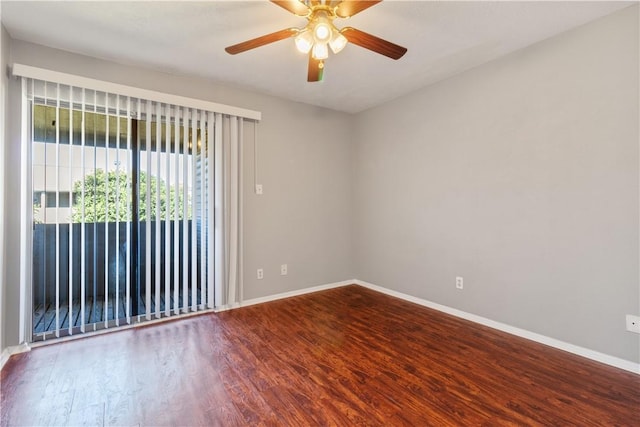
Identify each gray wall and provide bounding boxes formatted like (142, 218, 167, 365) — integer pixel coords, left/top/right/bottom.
(353, 6, 639, 363)
(1, 23, 9, 354)
(3, 39, 353, 347)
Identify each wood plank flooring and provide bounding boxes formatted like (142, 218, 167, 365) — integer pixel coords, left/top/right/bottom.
(2, 285, 638, 426)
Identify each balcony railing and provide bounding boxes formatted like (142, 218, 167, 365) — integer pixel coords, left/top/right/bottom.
(32, 219, 205, 336)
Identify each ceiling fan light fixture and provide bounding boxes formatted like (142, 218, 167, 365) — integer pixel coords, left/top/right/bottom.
(295, 30, 314, 54)
(312, 42, 329, 60)
(329, 30, 348, 54)
(313, 16, 332, 44)
(225, 1, 406, 82)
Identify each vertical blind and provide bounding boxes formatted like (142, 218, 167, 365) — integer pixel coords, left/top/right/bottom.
(20, 72, 251, 341)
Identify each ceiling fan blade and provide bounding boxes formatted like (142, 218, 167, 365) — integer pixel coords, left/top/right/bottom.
(334, 0, 381, 18)
(225, 28, 299, 55)
(307, 54, 324, 82)
(270, 0, 310, 16)
(341, 27, 407, 60)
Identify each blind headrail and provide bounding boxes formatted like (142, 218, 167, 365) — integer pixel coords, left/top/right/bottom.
(12, 63, 262, 121)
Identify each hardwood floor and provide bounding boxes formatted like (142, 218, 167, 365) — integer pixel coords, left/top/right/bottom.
(2, 285, 638, 426)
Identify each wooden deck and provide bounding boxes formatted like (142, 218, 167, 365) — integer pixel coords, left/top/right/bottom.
(4, 285, 639, 426)
(33, 290, 203, 335)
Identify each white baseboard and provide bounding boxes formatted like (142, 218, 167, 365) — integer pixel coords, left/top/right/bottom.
(354, 279, 640, 375)
(238, 280, 354, 308)
(0, 343, 31, 371)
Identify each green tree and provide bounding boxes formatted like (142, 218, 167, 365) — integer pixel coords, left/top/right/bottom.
(71, 169, 190, 223)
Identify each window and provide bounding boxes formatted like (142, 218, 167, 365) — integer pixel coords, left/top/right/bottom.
(28, 83, 214, 339)
(15, 64, 258, 344)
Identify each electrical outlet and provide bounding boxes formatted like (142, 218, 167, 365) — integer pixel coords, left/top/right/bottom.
(255, 184, 263, 195)
(456, 276, 464, 290)
(626, 315, 640, 334)
(280, 264, 287, 276)
(257, 268, 264, 280)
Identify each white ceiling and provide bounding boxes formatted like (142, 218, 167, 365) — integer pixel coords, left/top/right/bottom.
(1, 1, 633, 113)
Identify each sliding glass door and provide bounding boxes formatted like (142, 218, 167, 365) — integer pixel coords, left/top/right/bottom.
(29, 82, 214, 340)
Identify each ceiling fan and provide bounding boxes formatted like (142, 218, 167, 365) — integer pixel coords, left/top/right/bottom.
(225, 0, 407, 82)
